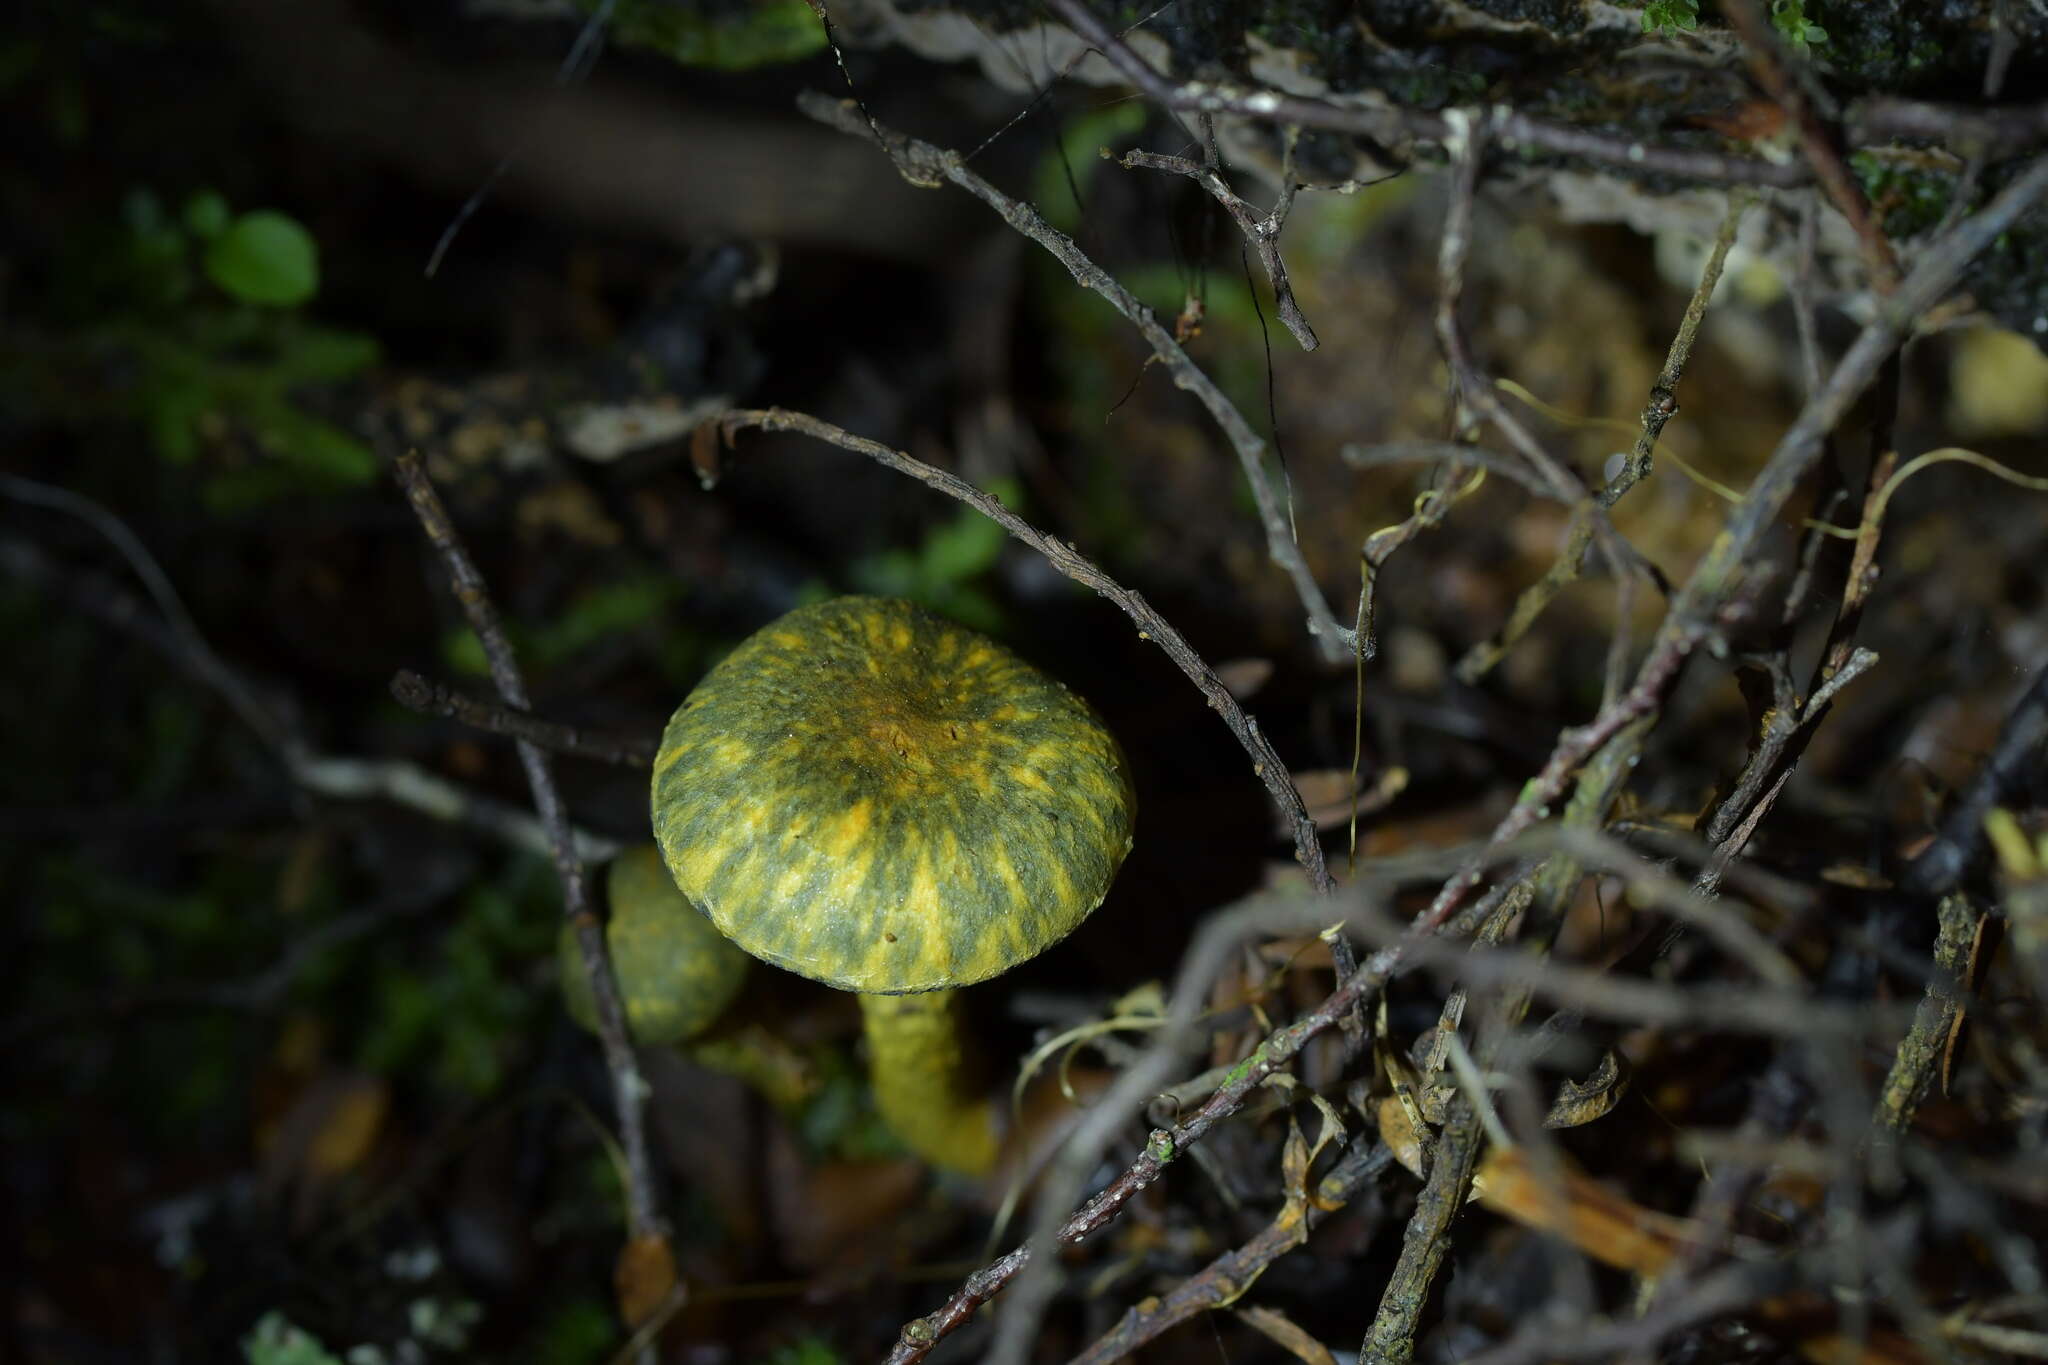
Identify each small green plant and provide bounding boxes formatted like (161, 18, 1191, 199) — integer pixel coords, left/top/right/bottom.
(12, 187, 380, 510)
(242, 1313, 345, 1365)
(1770, 0, 1827, 53)
(1641, 0, 1699, 34)
(843, 478, 1024, 633)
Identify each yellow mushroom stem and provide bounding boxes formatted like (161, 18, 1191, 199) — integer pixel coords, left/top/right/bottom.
(858, 990, 999, 1176)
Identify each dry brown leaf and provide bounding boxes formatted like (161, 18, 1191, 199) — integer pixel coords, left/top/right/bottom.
(1236, 1304, 1340, 1365)
(303, 1077, 389, 1180)
(1377, 1096, 1711, 1276)
(614, 1232, 680, 1329)
(1475, 1146, 1707, 1276)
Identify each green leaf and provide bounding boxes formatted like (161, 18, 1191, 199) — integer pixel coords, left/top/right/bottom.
(596, 0, 827, 70)
(916, 511, 1006, 586)
(206, 210, 319, 306)
(182, 190, 230, 239)
(242, 1312, 346, 1365)
(269, 323, 380, 383)
(1640, 0, 1699, 33)
(252, 406, 379, 484)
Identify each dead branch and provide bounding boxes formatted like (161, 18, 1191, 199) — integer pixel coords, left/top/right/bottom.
(1069, 1139, 1394, 1364)
(1117, 143, 1317, 350)
(391, 454, 664, 1258)
(1872, 892, 1986, 1136)
(1456, 191, 1751, 684)
(1417, 149, 2048, 938)
(389, 668, 658, 768)
(793, 90, 1357, 661)
(0, 531, 621, 866)
(715, 406, 1333, 894)
(1905, 657, 2048, 895)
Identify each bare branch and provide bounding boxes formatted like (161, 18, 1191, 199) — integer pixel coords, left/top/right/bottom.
(392, 453, 663, 1250)
(389, 668, 658, 768)
(795, 90, 1356, 660)
(715, 406, 1333, 894)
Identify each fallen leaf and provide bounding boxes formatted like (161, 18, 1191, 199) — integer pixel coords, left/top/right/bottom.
(1236, 1304, 1339, 1365)
(614, 1233, 680, 1329)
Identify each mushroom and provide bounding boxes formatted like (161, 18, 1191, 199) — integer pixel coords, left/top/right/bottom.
(561, 845, 815, 1111)
(651, 596, 1135, 1173)
(561, 843, 750, 1045)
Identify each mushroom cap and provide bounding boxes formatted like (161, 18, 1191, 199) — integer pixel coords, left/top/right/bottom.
(560, 843, 750, 1044)
(651, 596, 1135, 994)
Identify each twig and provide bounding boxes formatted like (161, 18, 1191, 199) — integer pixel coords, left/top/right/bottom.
(1118, 144, 1317, 350)
(1463, 1262, 1788, 1365)
(1069, 1140, 1395, 1364)
(793, 91, 1356, 660)
(1456, 190, 1751, 684)
(1359, 725, 1645, 1364)
(389, 668, 658, 767)
(0, 473, 289, 755)
(292, 753, 621, 864)
(716, 406, 1333, 895)
(0, 864, 464, 1043)
(1349, 910, 1911, 1038)
(1342, 441, 1571, 501)
(0, 534, 620, 865)
(391, 453, 662, 1249)
(888, 893, 1405, 1365)
(1360, 1102, 1485, 1365)
(1421, 151, 2048, 935)
(1695, 646, 1880, 895)
(1872, 893, 1985, 1135)
(1905, 657, 2048, 895)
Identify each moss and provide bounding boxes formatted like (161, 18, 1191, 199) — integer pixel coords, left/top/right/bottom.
(1811, 0, 2044, 94)
(1850, 151, 1956, 240)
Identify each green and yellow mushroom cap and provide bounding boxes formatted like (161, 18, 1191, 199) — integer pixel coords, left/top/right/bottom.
(650, 596, 1135, 995)
(561, 843, 751, 1045)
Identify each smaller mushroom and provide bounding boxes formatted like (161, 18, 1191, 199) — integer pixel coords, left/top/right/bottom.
(652, 596, 1136, 1174)
(560, 843, 750, 1045)
(561, 845, 815, 1111)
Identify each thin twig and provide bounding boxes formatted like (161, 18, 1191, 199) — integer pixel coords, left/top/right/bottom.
(1464, 1262, 1789, 1365)
(0, 534, 620, 864)
(888, 893, 1405, 1365)
(716, 406, 1333, 894)
(793, 91, 1356, 660)
(1696, 646, 1880, 894)
(390, 668, 658, 767)
(1420, 150, 2048, 936)
(391, 453, 662, 1248)
(1872, 893, 1984, 1136)
(1904, 657, 2048, 895)
(1069, 1140, 1395, 1364)
(1359, 725, 1645, 1363)
(1457, 190, 1751, 684)
(1118, 145, 1317, 350)
(1342, 441, 1571, 501)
